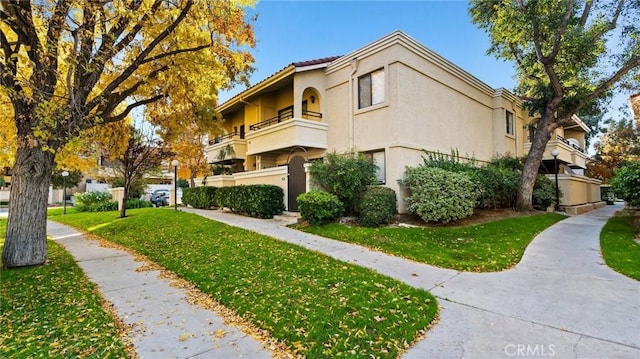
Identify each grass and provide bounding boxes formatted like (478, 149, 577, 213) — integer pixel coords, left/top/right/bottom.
(293, 213, 567, 272)
(51, 208, 437, 358)
(0, 219, 129, 358)
(600, 213, 640, 281)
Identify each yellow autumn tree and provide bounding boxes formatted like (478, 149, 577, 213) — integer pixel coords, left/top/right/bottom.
(1, 0, 255, 268)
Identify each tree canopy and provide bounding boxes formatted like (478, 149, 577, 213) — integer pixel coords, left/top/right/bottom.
(470, 0, 640, 209)
(1, 0, 256, 268)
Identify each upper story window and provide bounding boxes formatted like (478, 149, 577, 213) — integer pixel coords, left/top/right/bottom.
(358, 69, 385, 109)
(506, 110, 514, 136)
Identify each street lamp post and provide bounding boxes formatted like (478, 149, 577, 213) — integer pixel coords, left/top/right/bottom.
(61, 171, 69, 215)
(171, 159, 179, 211)
(551, 149, 560, 211)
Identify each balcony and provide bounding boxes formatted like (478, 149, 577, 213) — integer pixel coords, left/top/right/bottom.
(205, 132, 247, 164)
(524, 135, 587, 169)
(246, 114, 328, 155)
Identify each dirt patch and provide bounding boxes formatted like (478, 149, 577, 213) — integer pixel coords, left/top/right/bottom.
(392, 208, 546, 228)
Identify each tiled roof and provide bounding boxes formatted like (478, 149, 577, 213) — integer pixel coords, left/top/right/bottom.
(217, 56, 342, 110)
(292, 56, 341, 68)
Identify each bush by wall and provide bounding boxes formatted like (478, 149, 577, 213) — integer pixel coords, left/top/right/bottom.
(216, 184, 285, 219)
(308, 150, 377, 214)
(471, 166, 520, 209)
(182, 187, 218, 209)
(532, 175, 561, 209)
(125, 198, 153, 209)
(360, 186, 397, 227)
(420, 149, 477, 173)
(74, 191, 117, 212)
(297, 191, 344, 225)
(402, 167, 478, 223)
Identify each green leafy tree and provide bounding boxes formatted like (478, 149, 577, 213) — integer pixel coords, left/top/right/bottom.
(470, 0, 640, 210)
(50, 170, 82, 189)
(610, 161, 640, 207)
(1, 0, 255, 268)
(588, 114, 640, 182)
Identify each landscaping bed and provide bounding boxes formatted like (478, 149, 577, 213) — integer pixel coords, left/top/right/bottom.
(294, 212, 566, 272)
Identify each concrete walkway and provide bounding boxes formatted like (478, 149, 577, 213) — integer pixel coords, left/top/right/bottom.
(45, 203, 640, 358)
(47, 221, 272, 359)
(182, 204, 640, 358)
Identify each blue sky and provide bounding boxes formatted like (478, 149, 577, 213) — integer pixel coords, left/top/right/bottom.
(219, 0, 517, 102)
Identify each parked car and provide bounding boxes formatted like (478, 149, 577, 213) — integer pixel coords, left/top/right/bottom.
(151, 189, 169, 207)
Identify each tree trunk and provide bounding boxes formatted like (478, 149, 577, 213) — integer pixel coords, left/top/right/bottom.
(2, 146, 55, 268)
(119, 179, 130, 218)
(516, 110, 559, 210)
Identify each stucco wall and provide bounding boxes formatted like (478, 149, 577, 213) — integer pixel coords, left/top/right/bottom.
(552, 174, 602, 206)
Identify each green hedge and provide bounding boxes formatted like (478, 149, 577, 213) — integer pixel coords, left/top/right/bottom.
(182, 187, 218, 209)
(360, 186, 397, 227)
(402, 167, 478, 223)
(217, 185, 285, 219)
(297, 191, 344, 225)
(74, 192, 117, 212)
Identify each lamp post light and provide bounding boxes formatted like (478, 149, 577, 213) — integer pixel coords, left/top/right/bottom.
(61, 170, 69, 215)
(550, 149, 560, 211)
(171, 159, 179, 211)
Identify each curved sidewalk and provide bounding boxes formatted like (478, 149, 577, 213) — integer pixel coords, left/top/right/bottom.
(47, 221, 272, 359)
(183, 204, 640, 358)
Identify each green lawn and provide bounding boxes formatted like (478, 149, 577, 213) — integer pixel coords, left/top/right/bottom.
(293, 213, 566, 272)
(600, 214, 640, 281)
(0, 219, 129, 358)
(51, 208, 437, 358)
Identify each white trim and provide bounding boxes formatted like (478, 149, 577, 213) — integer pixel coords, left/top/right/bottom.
(328, 30, 495, 97)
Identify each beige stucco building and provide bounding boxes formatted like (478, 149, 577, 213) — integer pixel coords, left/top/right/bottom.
(201, 31, 601, 213)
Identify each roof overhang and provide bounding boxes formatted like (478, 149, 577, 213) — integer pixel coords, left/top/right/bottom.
(563, 114, 591, 133)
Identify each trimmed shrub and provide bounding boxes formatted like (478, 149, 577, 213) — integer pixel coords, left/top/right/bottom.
(308, 150, 377, 214)
(360, 186, 397, 227)
(297, 191, 344, 225)
(610, 162, 640, 207)
(75, 191, 116, 212)
(401, 167, 478, 223)
(216, 185, 285, 218)
(533, 175, 560, 209)
(126, 198, 152, 209)
(182, 186, 218, 209)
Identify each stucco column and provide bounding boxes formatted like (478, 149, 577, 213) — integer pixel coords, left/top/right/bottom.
(109, 187, 125, 211)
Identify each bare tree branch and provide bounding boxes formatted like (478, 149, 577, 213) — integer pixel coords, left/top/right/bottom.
(104, 95, 165, 124)
(92, 0, 194, 104)
(579, 0, 593, 26)
(547, 0, 574, 61)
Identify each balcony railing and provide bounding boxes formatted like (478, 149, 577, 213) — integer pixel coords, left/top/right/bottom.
(249, 109, 322, 131)
(527, 134, 584, 153)
(556, 135, 584, 153)
(209, 131, 244, 145)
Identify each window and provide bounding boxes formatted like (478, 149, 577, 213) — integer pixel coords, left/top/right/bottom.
(364, 150, 386, 184)
(358, 69, 385, 109)
(506, 110, 514, 136)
